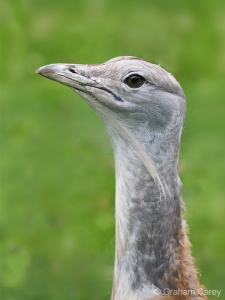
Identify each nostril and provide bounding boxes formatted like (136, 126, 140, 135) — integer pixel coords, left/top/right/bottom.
(68, 67, 76, 73)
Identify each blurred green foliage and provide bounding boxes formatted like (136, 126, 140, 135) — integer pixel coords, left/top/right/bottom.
(1, 0, 225, 299)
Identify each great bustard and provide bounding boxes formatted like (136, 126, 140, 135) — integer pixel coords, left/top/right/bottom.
(36, 56, 207, 300)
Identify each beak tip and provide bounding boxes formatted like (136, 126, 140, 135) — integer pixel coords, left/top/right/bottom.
(35, 66, 45, 75)
(35, 65, 55, 78)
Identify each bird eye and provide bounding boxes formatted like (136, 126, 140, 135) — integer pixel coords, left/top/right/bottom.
(124, 74, 145, 88)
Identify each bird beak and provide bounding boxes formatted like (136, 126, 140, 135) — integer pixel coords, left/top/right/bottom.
(36, 64, 63, 80)
(36, 63, 124, 105)
(36, 63, 94, 91)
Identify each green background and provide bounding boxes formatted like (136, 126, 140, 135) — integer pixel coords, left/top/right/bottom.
(1, 0, 225, 299)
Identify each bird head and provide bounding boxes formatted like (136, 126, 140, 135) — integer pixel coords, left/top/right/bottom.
(36, 56, 186, 136)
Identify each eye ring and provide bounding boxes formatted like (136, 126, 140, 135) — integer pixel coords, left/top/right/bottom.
(124, 74, 145, 88)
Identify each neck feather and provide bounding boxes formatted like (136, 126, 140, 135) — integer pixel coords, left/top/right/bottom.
(110, 131, 205, 300)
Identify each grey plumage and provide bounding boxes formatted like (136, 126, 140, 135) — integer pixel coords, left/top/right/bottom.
(36, 57, 206, 300)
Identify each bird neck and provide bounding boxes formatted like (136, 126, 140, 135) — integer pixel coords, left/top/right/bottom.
(110, 131, 203, 300)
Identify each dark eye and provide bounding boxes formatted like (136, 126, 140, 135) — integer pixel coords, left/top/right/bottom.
(124, 74, 145, 88)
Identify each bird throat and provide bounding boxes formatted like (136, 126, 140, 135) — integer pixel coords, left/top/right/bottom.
(111, 133, 202, 300)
